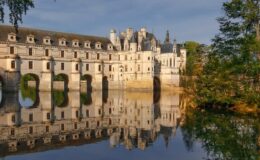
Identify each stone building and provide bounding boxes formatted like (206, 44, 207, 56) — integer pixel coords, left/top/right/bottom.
(0, 25, 186, 92)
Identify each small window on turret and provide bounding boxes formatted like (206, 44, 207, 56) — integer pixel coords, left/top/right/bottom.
(10, 46, 14, 54)
(11, 60, 15, 69)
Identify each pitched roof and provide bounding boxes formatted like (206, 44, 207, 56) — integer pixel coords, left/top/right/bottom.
(0, 25, 112, 50)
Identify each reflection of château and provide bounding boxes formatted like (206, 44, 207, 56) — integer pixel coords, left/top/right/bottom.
(0, 91, 182, 156)
(0, 25, 186, 92)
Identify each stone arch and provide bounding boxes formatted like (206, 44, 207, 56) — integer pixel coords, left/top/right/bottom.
(21, 73, 40, 90)
(54, 73, 69, 91)
(81, 74, 92, 92)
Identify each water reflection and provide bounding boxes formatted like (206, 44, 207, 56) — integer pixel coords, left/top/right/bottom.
(0, 90, 258, 160)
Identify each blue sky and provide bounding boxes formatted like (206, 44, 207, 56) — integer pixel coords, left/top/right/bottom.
(4, 0, 226, 44)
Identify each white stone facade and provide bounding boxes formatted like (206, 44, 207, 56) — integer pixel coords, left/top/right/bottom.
(0, 25, 186, 92)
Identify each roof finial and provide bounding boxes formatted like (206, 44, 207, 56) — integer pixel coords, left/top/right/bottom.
(164, 30, 170, 43)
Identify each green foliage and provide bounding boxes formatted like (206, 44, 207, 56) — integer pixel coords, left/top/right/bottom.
(181, 107, 259, 160)
(195, 0, 260, 108)
(0, 0, 34, 30)
(53, 90, 67, 107)
(20, 75, 36, 101)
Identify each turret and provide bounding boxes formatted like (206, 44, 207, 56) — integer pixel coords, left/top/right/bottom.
(173, 38, 177, 53)
(110, 29, 117, 46)
(164, 30, 170, 44)
(130, 34, 137, 52)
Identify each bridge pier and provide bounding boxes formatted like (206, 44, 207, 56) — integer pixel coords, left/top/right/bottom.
(39, 72, 53, 92)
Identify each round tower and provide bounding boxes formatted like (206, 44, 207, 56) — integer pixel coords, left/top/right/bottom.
(110, 29, 117, 46)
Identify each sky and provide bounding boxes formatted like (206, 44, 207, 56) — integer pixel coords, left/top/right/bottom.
(4, 0, 227, 44)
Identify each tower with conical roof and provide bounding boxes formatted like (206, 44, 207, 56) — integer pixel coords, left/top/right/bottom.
(164, 30, 170, 44)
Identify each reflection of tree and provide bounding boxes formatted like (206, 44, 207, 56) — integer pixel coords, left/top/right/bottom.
(53, 90, 68, 107)
(80, 92, 92, 105)
(181, 108, 259, 160)
(20, 75, 36, 102)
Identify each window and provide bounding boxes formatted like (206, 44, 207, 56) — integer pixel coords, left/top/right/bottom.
(61, 124, 64, 131)
(11, 60, 15, 69)
(29, 61, 33, 69)
(97, 53, 100, 60)
(45, 49, 49, 56)
(138, 54, 141, 60)
(29, 48, 33, 56)
(61, 50, 64, 57)
(11, 115, 16, 123)
(109, 54, 112, 60)
(29, 113, 33, 122)
(46, 113, 50, 120)
(86, 64, 89, 71)
(74, 123, 77, 129)
(75, 110, 79, 118)
(46, 62, 50, 70)
(86, 121, 89, 127)
(11, 128, 15, 136)
(10, 46, 14, 54)
(138, 65, 140, 71)
(86, 110, 89, 117)
(125, 65, 128, 72)
(61, 111, 65, 119)
(75, 64, 79, 71)
(74, 51, 77, 58)
(86, 52, 89, 59)
(148, 67, 150, 71)
(98, 65, 101, 71)
(148, 57, 150, 60)
(61, 63, 64, 70)
(46, 126, 49, 132)
(125, 55, 127, 60)
(109, 65, 112, 72)
(29, 126, 33, 134)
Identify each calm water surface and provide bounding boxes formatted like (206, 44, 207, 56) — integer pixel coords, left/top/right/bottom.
(0, 89, 258, 160)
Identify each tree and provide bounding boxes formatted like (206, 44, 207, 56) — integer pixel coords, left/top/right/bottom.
(195, 0, 260, 108)
(0, 0, 34, 31)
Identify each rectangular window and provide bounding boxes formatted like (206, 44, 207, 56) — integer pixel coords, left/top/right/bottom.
(138, 65, 140, 71)
(46, 126, 49, 132)
(125, 65, 128, 72)
(29, 61, 33, 69)
(29, 113, 33, 122)
(29, 126, 33, 134)
(61, 50, 64, 57)
(98, 65, 101, 71)
(125, 55, 127, 60)
(29, 48, 33, 56)
(86, 52, 89, 59)
(61, 124, 64, 131)
(109, 54, 112, 60)
(61, 111, 65, 119)
(61, 63, 64, 70)
(10, 46, 14, 54)
(75, 64, 79, 71)
(11, 60, 15, 69)
(45, 49, 49, 56)
(86, 64, 89, 71)
(109, 65, 112, 72)
(138, 54, 141, 60)
(74, 123, 77, 129)
(11, 128, 15, 136)
(74, 51, 77, 58)
(46, 113, 50, 120)
(86, 110, 89, 117)
(97, 53, 100, 60)
(46, 62, 50, 70)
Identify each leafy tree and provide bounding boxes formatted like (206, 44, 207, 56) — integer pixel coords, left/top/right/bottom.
(0, 0, 34, 30)
(195, 0, 260, 108)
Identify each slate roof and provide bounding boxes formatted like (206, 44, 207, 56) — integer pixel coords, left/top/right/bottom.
(0, 25, 112, 50)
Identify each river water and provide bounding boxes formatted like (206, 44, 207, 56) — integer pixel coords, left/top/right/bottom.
(0, 89, 258, 160)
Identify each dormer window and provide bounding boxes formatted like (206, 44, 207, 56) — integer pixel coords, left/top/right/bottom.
(8, 33, 16, 42)
(95, 42, 102, 49)
(59, 38, 66, 46)
(84, 41, 91, 48)
(27, 35, 35, 43)
(107, 44, 113, 51)
(72, 40, 79, 47)
(43, 36, 51, 45)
